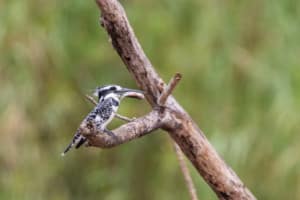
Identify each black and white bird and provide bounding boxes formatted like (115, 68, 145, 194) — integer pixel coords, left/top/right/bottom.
(61, 85, 144, 156)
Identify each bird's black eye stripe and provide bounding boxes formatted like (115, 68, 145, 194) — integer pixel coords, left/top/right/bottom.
(97, 86, 119, 99)
(110, 86, 117, 91)
(98, 91, 104, 98)
(98, 90, 109, 98)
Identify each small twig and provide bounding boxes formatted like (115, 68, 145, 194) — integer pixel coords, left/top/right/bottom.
(115, 113, 134, 122)
(85, 94, 98, 105)
(174, 143, 199, 200)
(158, 73, 182, 105)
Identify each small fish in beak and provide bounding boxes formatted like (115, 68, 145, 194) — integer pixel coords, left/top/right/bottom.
(119, 88, 145, 99)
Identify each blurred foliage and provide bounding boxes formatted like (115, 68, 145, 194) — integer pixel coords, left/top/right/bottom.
(1, 0, 300, 199)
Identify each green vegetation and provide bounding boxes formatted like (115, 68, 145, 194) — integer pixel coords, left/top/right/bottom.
(1, 0, 299, 199)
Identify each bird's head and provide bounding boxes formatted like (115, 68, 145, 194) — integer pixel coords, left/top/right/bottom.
(93, 84, 144, 102)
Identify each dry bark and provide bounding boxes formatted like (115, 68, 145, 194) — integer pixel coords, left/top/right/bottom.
(81, 0, 257, 199)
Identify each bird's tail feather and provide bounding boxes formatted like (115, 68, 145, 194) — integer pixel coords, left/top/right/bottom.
(75, 137, 87, 149)
(61, 131, 86, 156)
(61, 142, 73, 157)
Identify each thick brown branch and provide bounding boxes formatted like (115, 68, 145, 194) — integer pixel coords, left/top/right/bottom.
(81, 110, 162, 148)
(95, 0, 256, 199)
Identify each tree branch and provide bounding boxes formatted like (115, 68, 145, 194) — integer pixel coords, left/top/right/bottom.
(82, 110, 162, 148)
(96, 0, 166, 106)
(84, 0, 257, 199)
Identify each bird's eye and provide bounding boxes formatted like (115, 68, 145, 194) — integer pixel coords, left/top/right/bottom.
(110, 86, 117, 91)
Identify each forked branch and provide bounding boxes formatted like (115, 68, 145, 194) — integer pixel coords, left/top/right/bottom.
(158, 73, 182, 106)
(79, 0, 257, 199)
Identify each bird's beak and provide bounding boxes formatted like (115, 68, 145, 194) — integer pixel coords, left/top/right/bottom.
(118, 88, 144, 99)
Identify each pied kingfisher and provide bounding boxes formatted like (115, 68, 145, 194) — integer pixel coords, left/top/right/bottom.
(61, 85, 144, 156)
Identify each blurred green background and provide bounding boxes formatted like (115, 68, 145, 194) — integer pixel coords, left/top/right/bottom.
(1, 0, 300, 199)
